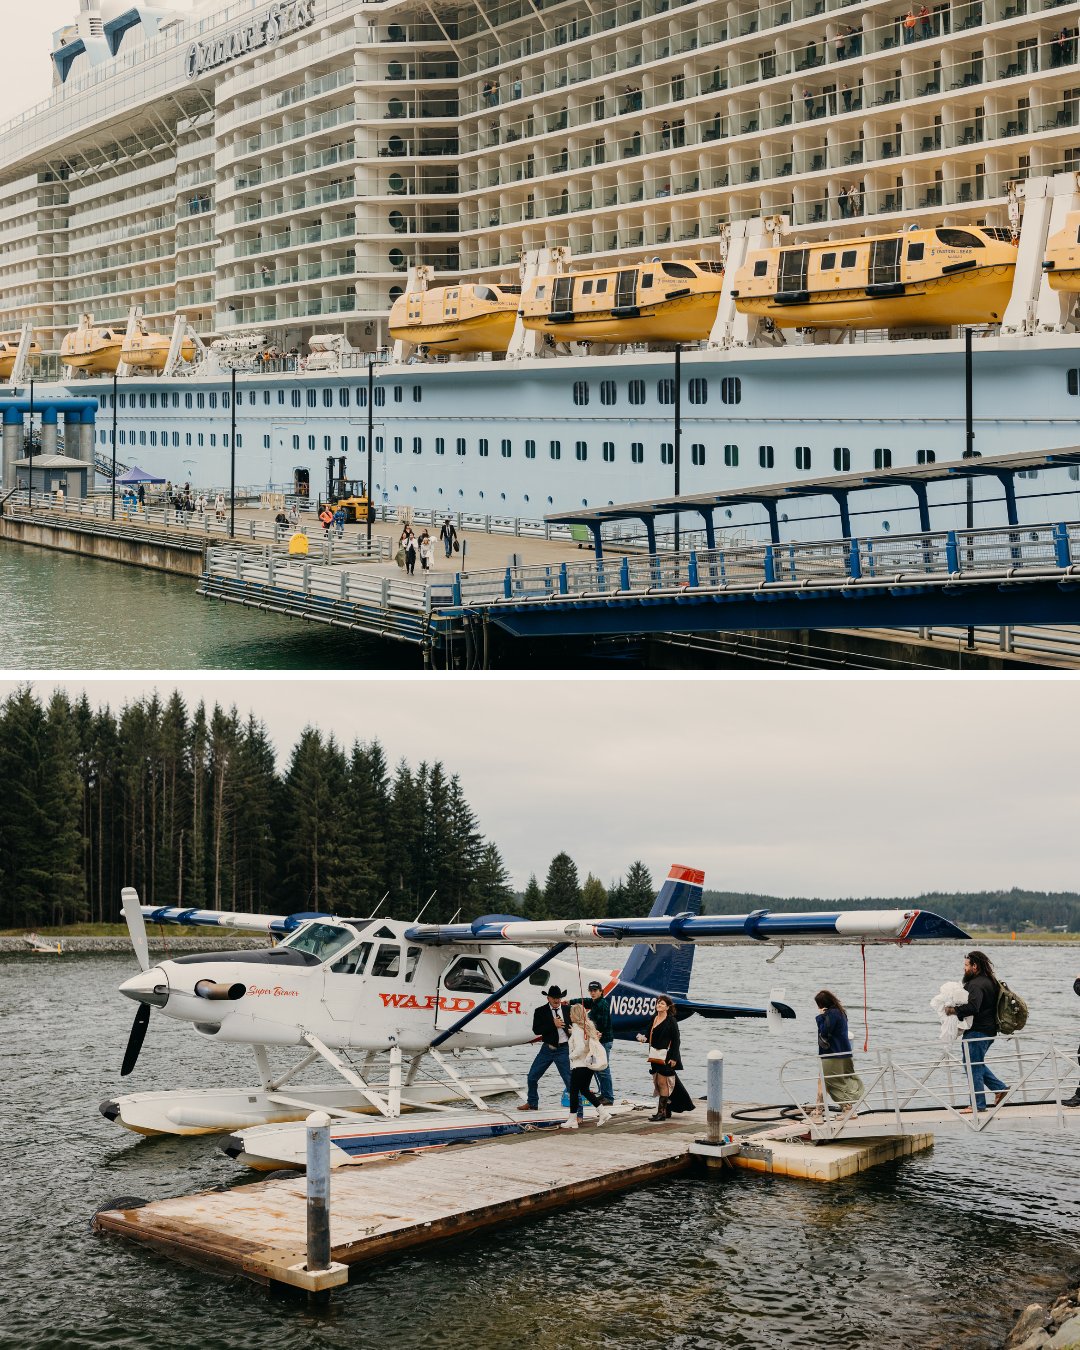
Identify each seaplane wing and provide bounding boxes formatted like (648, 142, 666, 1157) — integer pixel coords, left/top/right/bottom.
(136, 903, 332, 937)
(406, 908, 968, 947)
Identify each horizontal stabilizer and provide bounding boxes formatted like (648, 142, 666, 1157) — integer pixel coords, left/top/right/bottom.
(406, 907, 968, 947)
(676, 997, 797, 1020)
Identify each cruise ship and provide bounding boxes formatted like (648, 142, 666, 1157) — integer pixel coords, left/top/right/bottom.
(1, 0, 1080, 538)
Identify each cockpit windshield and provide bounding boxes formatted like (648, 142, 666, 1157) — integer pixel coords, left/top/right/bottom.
(280, 922, 355, 963)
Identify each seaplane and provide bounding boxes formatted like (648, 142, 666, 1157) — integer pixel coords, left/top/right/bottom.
(103, 865, 968, 1169)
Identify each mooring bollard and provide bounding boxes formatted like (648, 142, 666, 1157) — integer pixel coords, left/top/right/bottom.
(707, 1050, 724, 1145)
(306, 1110, 332, 1273)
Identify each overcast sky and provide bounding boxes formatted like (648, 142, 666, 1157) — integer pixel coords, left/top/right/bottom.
(2, 676, 1076, 898)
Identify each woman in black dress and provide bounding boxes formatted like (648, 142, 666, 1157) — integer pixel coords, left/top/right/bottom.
(637, 995, 694, 1120)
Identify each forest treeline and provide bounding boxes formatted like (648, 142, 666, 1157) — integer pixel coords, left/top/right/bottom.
(0, 688, 663, 932)
(704, 890, 1080, 932)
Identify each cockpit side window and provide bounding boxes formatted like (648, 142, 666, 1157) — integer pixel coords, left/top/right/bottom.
(404, 946, 423, 983)
(330, 942, 371, 975)
(281, 923, 355, 963)
(370, 943, 403, 978)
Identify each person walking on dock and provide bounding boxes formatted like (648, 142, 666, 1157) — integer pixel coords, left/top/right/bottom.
(419, 530, 434, 570)
(811, 990, 865, 1119)
(333, 506, 346, 540)
(560, 1005, 611, 1129)
(571, 980, 615, 1103)
(637, 994, 687, 1120)
(1062, 976, 1080, 1108)
(400, 526, 417, 575)
(945, 951, 1009, 1113)
(439, 516, 457, 558)
(214, 492, 225, 523)
(520, 986, 572, 1110)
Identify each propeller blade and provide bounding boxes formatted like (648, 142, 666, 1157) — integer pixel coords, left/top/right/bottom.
(121, 1003, 151, 1078)
(121, 887, 150, 972)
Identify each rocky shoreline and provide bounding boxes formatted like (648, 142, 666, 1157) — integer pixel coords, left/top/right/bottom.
(1006, 1284, 1080, 1349)
(0, 935, 268, 953)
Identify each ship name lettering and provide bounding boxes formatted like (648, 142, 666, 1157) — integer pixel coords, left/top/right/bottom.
(185, 0, 316, 79)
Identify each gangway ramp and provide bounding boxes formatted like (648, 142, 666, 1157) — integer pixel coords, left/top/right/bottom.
(779, 1030, 1080, 1142)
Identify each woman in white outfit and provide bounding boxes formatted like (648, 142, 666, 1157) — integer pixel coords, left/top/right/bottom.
(560, 1004, 612, 1129)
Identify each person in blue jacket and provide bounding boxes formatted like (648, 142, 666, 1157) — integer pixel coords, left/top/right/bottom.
(813, 989, 865, 1117)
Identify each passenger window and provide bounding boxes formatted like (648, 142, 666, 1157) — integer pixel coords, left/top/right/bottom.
(908, 243, 925, 261)
(498, 957, 523, 981)
(370, 943, 402, 978)
(841, 251, 857, 268)
(640, 273, 654, 288)
(582, 280, 594, 294)
(819, 252, 836, 269)
(444, 957, 496, 993)
(753, 259, 768, 277)
(936, 228, 983, 248)
(528, 967, 551, 986)
(404, 947, 422, 982)
(662, 262, 695, 278)
(596, 279, 608, 292)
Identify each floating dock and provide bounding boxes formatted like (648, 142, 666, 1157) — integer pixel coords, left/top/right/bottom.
(93, 1106, 934, 1290)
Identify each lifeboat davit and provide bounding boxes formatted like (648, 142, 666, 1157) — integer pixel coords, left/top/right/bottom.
(732, 226, 1017, 329)
(520, 260, 725, 343)
(61, 315, 124, 373)
(121, 325, 196, 370)
(389, 284, 521, 353)
(0, 337, 40, 379)
(1043, 212, 1080, 291)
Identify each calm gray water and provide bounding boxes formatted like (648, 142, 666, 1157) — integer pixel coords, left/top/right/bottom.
(1, 943, 1077, 1349)
(0, 541, 411, 669)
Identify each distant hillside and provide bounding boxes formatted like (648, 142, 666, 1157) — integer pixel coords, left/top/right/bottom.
(702, 889, 1080, 932)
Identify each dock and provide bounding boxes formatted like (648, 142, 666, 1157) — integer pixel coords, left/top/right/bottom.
(93, 1106, 934, 1289)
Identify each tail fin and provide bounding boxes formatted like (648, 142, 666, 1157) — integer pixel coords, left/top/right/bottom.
(617, 865, 703, 999)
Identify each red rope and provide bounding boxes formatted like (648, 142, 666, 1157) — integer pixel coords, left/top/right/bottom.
(861, 942, 869, 1052)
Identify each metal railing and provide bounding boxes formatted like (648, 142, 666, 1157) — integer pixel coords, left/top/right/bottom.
(778, 1030, 1080, 1137)
(205, 546, 427, 610)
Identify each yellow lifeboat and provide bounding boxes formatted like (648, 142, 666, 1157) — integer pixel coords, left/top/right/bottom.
(61, 315, 124, 373)
(732, 226, 1017, 329)
(0, 337, 40, 379)
(519, 260, 725, 343)
(1043, 212, 1080, 291)
(121, 325, 196, 370)
(389, 284, 521, 353)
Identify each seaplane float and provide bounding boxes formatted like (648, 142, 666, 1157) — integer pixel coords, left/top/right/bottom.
(104, 865, 968, 1170)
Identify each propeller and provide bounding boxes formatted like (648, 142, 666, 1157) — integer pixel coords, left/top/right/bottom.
(121, 1003, 151, 1077)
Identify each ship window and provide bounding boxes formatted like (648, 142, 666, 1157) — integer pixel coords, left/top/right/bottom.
(150, 432, 156, 446)
(759, 445, 774, 468)
(1067, 370, 1080, 396)
(209, 394, 218, 409)
(916, 448, 936, 463)
(691, 443, 705, 466)
(631, 442, 644, 463)
(358, 389, 367, 407)
(641, 273, 654, 288)
(600, 380, 616, 404)
(376, 436, 384, 453)
(874, 447, 893, 468)
(309, 436, 316, 451)
(795, 445, 811, 470)
(501, 439, 511, 458)
(724, 444, 739, 466)
(324, 436, 331, 451)
(662, 262, 695, 278)
(173, 394, 180, 408)
(292, 391, 301, 407)
(341, 436, 349, 452)
(576, 441, 587, 461)
(628, 379, 646, 404)
(456, 438, 466, 456)
(323, 388, 333, 408)
(264, 435, 271, 449)
(688, 378, 708, 404)
(819, 253, 836, 270)
(908, 242, 925, 261)
(596, 279, 608, 293)
(279, 391, 286, 404)
(603, 442, 615, 462)
(720, 377, 742, 404)
(222, 394, 230, 410)
(307, 390, 317, 408)
(374, 388, 386, 407)
(187, 434, 192, 447)
(834, 447, 850, 470)
(936, 229, 983, 248)
(263, 391, 270, 405)
(479, 438, 489, 456)
(661, 442, 674, 465)
(413, 386, 422, 403)
(193, 433, 200, 447)
(753, 259, 768, 277)
(358, 436, 366, 453)
(840, 251, 857, 268)
(525, 440, 536, 459)
(573, 380, 589, 405)
(413, 437, 422, 454)
(196, 393, 205, 409)
(582, 280, 594, 294)
(149, 393, 157, 409)
(173, 433, 180, 448)
(657, 378, 675, 404)
(436, 437, 445, 455)
(293, 435, 300, 450)
(550, 440, 561, 460)
(394, 386, 403, 403)
(394, 436, 403, 454)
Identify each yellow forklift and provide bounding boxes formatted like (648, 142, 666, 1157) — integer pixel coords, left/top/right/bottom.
(323, 456, 374, 523)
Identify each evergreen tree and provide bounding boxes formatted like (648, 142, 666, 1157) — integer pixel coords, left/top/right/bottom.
(580, 871, 608, 920)
(543, 851, 581, 919)
(41, 691, 87, 925)
(522, 873, 545, 921)
(279, 728, 349, 908)
(0, 688, 53, 926)
(475, 842, 516, 911)
(384, 759, 424, 910)
(623, 860, 655, 915)
(339, 740, 389, 910)
(607, 877, 627, 917)
(230, 713, 278, 912)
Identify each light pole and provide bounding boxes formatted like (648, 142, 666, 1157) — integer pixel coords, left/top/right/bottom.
(229, 366, 237, 538)
(111, 369, 118, 520)
(366, 356, 374, 548)
(962, 326, 977, 649)
(673, 345, 682, 552)
(27, 377, 34, 509)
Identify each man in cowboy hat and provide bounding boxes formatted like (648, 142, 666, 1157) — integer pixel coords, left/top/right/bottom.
(520, 985, 573, 1110)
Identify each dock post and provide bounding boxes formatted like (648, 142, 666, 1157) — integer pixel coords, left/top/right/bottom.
(707, 1050, 724, 1144)
(1053, 521, 1071, 568)
(306, 1111, 332, 1275)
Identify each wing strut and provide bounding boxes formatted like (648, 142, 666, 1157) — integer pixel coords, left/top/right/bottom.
(430, 942, 570, 1049)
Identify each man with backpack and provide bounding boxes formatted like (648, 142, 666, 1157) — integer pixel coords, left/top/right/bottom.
(945, 950, 1009, 1113)
(1063, 976, 1080, 1108)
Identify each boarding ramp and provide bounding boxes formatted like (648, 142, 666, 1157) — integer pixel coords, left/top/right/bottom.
(778, 1030, 1080, 1141)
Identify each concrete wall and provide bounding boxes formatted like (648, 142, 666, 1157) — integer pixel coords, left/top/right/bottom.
(0, 515, 204, 577)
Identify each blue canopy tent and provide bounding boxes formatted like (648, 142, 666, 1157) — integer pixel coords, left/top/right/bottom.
(114, 466, 165, 484)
